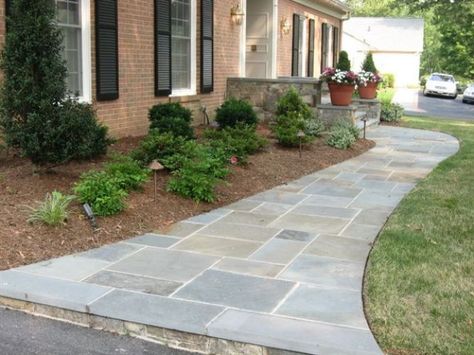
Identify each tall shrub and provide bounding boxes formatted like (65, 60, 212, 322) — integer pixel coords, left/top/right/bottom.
(0, 0, 109, 167)
(336, 51, 351, 71)
(362, 52, 377, 73)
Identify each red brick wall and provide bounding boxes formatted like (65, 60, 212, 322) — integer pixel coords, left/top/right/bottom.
(277, 0, 342, 78)
(92, 0, 241, 137)
(0, 0, 342, 138)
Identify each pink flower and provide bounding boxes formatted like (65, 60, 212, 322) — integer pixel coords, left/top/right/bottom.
(230, 156, 239, 165)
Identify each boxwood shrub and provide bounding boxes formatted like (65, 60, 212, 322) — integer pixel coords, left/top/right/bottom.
(215, 98, 258, 128)
(149, 102, 194, 138)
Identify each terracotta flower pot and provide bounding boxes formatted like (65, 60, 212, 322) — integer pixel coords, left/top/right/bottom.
(358, 81, 378, 99)
(328, 83, 355, 106)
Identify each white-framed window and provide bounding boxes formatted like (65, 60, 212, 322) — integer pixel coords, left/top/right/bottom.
(56, 0, 92, 102)
(171, 0, 196, 96)
(298, 16, 307, 77)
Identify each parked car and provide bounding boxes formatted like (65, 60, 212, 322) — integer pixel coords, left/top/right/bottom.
(462, 84, 474, 104)
(423, 73, 458, 99)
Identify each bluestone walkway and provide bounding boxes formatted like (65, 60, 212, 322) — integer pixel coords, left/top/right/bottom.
(0, 127, 459, 355)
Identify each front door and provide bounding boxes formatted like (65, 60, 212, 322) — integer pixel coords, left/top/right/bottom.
(245, 0, 274, 78)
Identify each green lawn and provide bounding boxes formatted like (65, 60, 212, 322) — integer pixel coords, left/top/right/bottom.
(365, 116, 474, 355)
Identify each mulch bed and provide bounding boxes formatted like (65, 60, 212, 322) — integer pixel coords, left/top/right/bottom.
(0, 125, 374, 271)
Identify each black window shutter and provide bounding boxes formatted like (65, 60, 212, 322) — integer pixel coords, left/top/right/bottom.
(307, 19, 315, 77)
(201, 0, 214, 93)
(291, 14, 300, 77)
(96, 0, 119, 101)
(333, 27, 340, 68)
(321, 23, 329, 72)
(5, 0, 11, 31)
(155, 0, 172, 97)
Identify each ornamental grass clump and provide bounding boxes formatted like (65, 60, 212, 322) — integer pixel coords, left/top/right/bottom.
(27, 191, 76, 226)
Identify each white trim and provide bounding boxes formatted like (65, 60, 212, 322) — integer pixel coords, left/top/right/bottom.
(240, 0, 247, 77)
(271, 0, 278, 78)
(300, 16, 307, 77)
(292, 0, 347, 19)
(79, 0, 92, 103)
(171, 0, 197, 97)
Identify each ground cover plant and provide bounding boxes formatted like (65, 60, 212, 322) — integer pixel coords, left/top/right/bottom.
(366, 116, 474, 355)
(326, 120, 360, 150)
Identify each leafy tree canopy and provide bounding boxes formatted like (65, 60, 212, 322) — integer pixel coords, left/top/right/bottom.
(345, 0, 474, 80)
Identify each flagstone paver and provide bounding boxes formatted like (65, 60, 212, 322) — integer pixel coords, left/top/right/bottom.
(0, 127, 459, 354)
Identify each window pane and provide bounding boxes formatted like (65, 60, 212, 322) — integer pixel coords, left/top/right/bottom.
(56, 0, 82, 96)
(171, 0, 191, 91)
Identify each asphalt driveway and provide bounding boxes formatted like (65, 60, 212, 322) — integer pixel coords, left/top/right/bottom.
(0, 308, 189, 355)
(394, 89, 474, 119)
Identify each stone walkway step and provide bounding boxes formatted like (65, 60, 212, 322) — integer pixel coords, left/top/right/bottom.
(0, 126, 459, 355)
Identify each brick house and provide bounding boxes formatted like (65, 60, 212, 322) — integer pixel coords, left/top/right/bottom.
(0, 0, 349, 137)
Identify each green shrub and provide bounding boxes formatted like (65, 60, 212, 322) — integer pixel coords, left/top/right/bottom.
(167, 168, 219, 203)
(73, 171, 128, 217)
(104, 155, 150, 190)
(273, 88, 322, 147)
(377, 88, 396, 105)
(203, 124, 268, 164)
(336, 51, 351, 71)
(148, 103, 194, 138)
(166, 146, 229, 203)
(0, 1, 111, 167)
(381, 73, 395, 89)
(27, 191, 75, 226)
(381, 103, 404, 122)
(215, 98, 258, 128)
(332, 120, 360, 140)
(362, 52, 377, 73)
(130, 131, 188, 166)
(327, 127, 356, 150)
(304, 118, 325, 137)
(276, 87, 312, 120)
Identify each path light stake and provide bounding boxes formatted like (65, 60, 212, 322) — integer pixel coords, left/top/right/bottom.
(149, 160, 164, 202)
(297, 130, 306, 159)
(362, 116, 368, 139)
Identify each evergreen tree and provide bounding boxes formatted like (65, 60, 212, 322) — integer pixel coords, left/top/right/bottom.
(336, 51, 351, 71)
(0, 0, 109, 167)
(362, 52, 378, 73)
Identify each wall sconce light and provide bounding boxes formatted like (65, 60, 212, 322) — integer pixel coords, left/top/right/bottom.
(231, 4, 244, 26)
(280, 17, 291, 35)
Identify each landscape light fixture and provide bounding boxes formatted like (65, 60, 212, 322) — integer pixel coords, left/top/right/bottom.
(297, 130, 306, 158)
(149, 160, 165, 202)
(231, 4, 244, 26)
(82, 203, 98, 230)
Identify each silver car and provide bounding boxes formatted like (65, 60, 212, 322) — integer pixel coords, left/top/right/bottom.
(423, 73, 457, 99)
(462, 84, 474, 104)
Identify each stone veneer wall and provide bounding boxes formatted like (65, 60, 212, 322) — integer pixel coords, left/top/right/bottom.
(227, 77, 381, 128)
(227, 77, 322, 121)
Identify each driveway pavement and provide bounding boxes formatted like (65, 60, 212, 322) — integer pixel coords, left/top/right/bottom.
(0, 126, 459, 355)
(0, 308, 189, 355)
(394, 88, 474, 119)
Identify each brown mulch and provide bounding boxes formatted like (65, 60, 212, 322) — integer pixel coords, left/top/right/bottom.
(0, 126, 374, 270)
